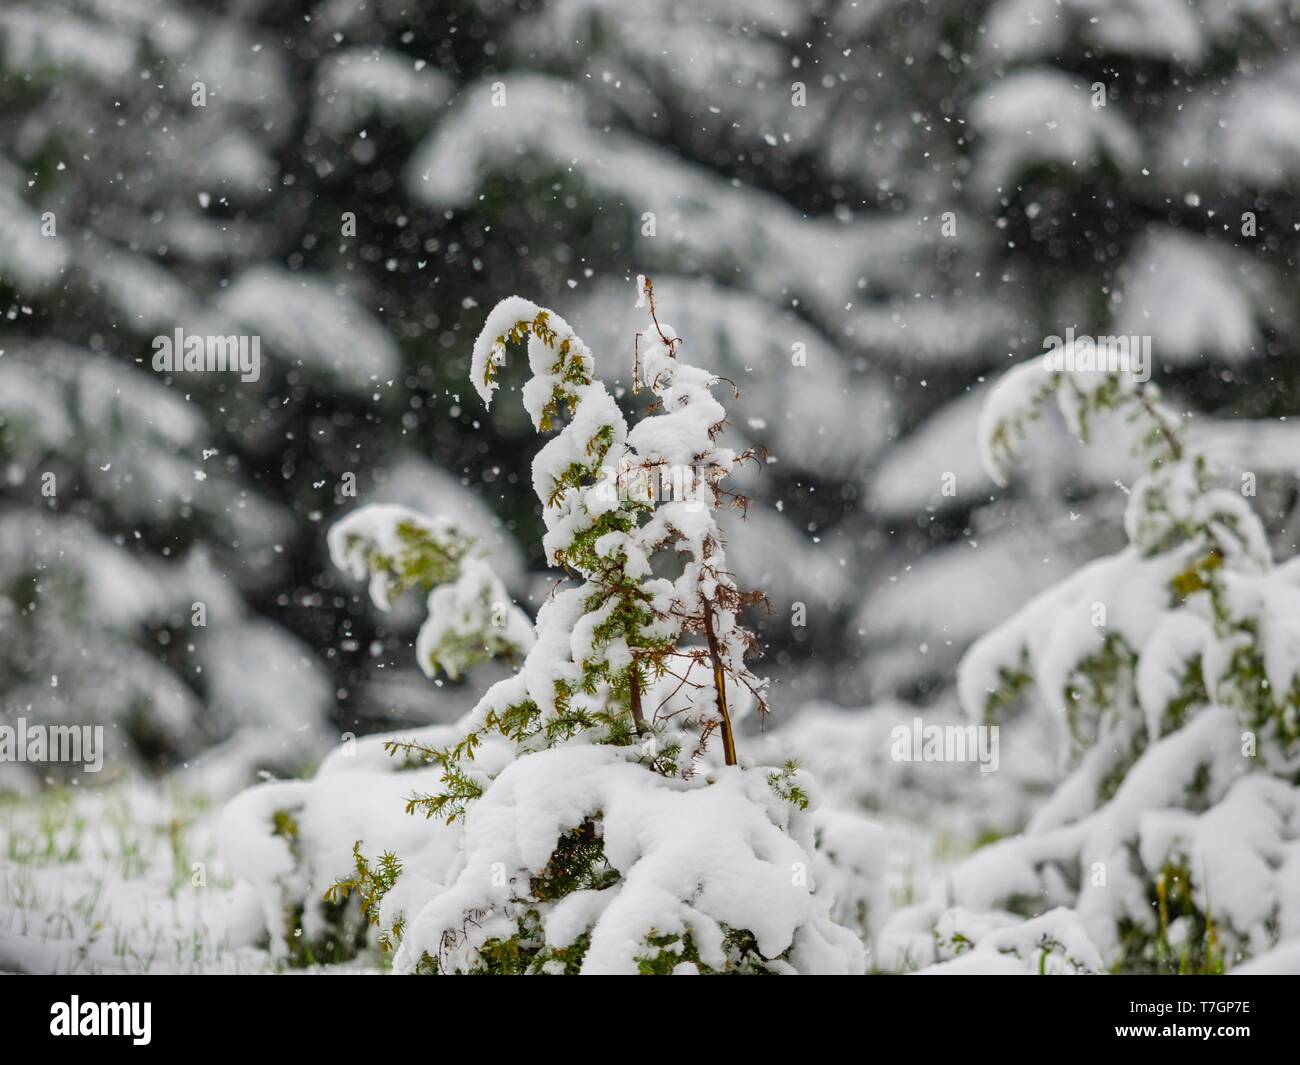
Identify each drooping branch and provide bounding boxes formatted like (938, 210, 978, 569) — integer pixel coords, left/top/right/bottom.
(1136, 386, 1184, 464)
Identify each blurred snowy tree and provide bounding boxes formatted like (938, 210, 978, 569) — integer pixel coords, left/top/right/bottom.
(835, 0, 1300, 705)
(0, 0, 461, 782)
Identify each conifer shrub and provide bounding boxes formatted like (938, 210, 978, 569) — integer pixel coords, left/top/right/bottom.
(881, 347, 1300, 973)
(223, 280, 868, 974)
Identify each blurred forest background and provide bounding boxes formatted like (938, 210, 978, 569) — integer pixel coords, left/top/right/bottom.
(2, 0, 1300, 794)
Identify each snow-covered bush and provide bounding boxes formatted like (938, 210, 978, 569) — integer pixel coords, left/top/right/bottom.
(219, 504, 531, 962)
(310, 282, 866, 975)
(884, 350, 1300, 973)
(218, 721, 512, 965)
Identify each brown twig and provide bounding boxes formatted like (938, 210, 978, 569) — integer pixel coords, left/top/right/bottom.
(642, 277, 682, 355)
(701, 596, 737, 766)
(629, 662, 646, 737)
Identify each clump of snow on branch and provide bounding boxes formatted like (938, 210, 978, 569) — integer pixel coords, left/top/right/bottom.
(328, 503, 533, 679)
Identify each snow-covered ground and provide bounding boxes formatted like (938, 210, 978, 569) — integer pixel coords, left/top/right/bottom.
(0, 783, 274, 975)
(0, 772, 958, 975)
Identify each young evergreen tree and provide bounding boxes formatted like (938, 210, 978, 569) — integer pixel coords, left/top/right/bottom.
(881, 348, 1300, 973)
(281, 281, 867, 974)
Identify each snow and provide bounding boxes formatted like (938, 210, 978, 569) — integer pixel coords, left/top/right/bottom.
(920, 907, 1104, 974)
(25, 344, 224, 520)
(1135, 612, 1213, 741)
(0, 352, 75, 459)
(408, 74, 876, 328)
(391, 745, 864, 975)
(976, 356, 1058, 487)
(717, 506, 850, 614)
(328, 500, 534, 684)
(0, 181, 68, 292)
(0, 511, 166, 631)
(757, 700, 1060, 847)
(984, 0, 1204, 64)
(1137, 774, 1300, 958)
(1160, 56, 1300, 191)
(1115, 231, 1273, 365)
(626, 333, 728, 468)
(859, 534, 1078, 675)
(844, 295, 1027, 368)
(469, 295, 546, 408)
(1233, 940, 1300, 976)
(1, 783, 270, 974)
(514, 0, 803, 139)
(923, 704, 1241, 951)
(872, 389, 991, 514)
(0, 6, 137, 84)
(197, 620, 331, 737)
(328, 503, 473, 609)
(970, 70, 1140, 197)
(218, 723, 514, 958)
(416, 558, 535, 681)
(906, 340, 1300, 970)
(220, 268, 400, 391)
(359, 456, 526, 589)
(313, 47, 453, 134)
(812, 806, 890, 949)
(570, 276, 895, 480)
(337, 288, 862, 973)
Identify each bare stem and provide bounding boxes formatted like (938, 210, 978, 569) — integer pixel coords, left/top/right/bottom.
(701, 598, 737, 766)
(641, 277, 681, 358)
(629, 663, 646, 737)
